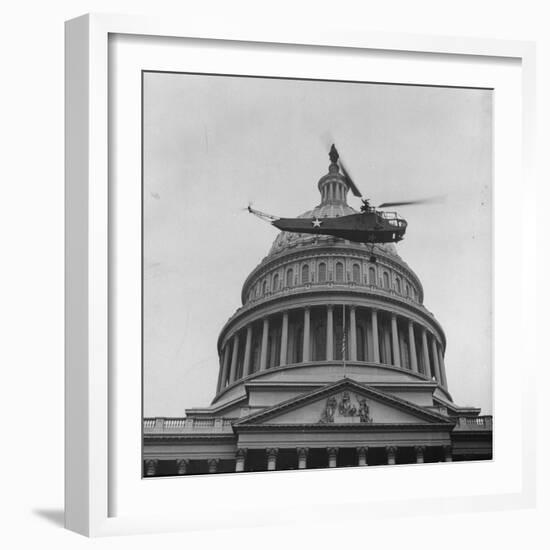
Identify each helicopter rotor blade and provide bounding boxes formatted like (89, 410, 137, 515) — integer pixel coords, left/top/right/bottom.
(378, 196, 446, 208)
(319, 139, 363, 198)
(339, 159, 363, 198)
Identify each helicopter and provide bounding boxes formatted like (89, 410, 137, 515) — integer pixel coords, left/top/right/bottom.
(247, 144, 439, 246)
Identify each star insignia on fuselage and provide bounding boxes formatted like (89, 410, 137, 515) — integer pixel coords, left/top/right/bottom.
(312, 218, 322, 228)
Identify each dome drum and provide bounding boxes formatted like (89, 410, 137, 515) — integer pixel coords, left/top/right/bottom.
(242, 244, 425, 307)
(214, 299, 448, 404)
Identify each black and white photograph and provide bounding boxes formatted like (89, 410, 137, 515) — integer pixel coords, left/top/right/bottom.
(141, 72, 493, 477)
(2, 0, 546, 544)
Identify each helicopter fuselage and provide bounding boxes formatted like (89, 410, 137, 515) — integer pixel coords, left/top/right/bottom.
(271, 210, 407, 244)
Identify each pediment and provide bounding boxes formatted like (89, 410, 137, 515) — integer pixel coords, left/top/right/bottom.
(234, 379, 452, 427)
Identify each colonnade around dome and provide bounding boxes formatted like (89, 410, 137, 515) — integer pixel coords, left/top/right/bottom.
(215, 302, 448, 402)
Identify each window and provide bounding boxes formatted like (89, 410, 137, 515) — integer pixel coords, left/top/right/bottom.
(318, 262, 327, 283)
(352, 263, 360, 284)
(335, 262, 344, 282)
(301, 264, 310, 284)
(272, 273, 279, 291)
(395, 277, 402, 293)
(369, 266, 376, 285)
(286, 268, 294, 287)
(383, 272, 390, 289)
(262, 280, 267, 295)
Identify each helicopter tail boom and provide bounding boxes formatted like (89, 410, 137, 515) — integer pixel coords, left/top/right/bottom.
(247, 205, 280, 223)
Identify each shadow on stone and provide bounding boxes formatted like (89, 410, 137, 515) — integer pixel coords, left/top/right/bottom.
(33, 509, 64, 528)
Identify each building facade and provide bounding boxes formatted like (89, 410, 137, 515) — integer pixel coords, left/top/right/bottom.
(143, 152, 492, 477)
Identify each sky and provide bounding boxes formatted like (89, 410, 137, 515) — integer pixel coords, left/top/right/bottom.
(142, 72, 492, 417)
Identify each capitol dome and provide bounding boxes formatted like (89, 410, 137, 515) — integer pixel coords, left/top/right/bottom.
(213, 148, 449, 406)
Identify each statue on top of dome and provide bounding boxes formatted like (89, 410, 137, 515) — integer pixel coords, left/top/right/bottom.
(329, 143, 340, 164)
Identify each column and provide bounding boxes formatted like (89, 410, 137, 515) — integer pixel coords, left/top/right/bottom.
(327, 447, 339, 468)
(144, 459, 158, 477)
(349, 306, 357, 361)
(208, 458, 220, 474)
(431, 336, 442, 383)
(176, 458, 189, 475)
(279, 311, 289, 366)
(235, 448, 247, 472)
(414, 446, 425, 464)
(180, 458, 193, 476)
(260, 318, 269, 371)
(302, 307, 310, 362)
(357, 446, 368, 466)
(408, 321, 419, 373)
(421, 328, 431, 378)
(371, 309, 380, 363)
(229, 333, 240, 383)
(443, 445, 453, 462)
(297, 447, 309, 469)
(266, 448, 278, 471)
(386, 446, 397, 465)
(438, 345, 449, 389)
(215, 354, 224, 394)
(391, 314, 401, 367)
(241, 326, 252, 378)
(218, 345, 231, 392)
(326, 305, 334, 360)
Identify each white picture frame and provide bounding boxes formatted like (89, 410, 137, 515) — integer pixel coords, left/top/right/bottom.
(65, 13, 537, 537)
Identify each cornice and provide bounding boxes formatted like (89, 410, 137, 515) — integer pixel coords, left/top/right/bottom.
(234, 423, 454, 433)
(186, 394, 248, 416)
(143, 434, 237, 442)
(433, 396, 481, 415)
(239, 379, 453, 401)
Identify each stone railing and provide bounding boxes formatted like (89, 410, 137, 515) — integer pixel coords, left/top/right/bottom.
(453, 415, 493, 431)
(143, 417, 235, 434)
(245, 281, 423, 309)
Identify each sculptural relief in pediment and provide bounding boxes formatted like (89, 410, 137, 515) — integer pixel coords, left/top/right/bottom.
(319, 391, 373, 424)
